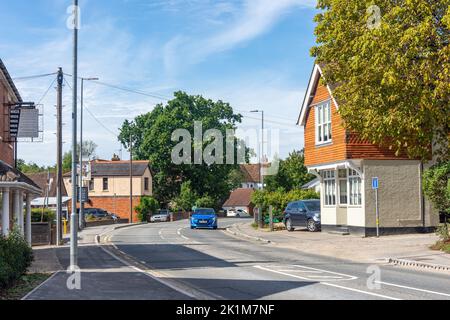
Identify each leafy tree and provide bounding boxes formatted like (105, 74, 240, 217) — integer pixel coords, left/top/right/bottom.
(265, 150, 315, 192)
(195, 195, 216, 209)
(174, 181, 198, 212)
(62, 152, 72, 173)
(311, 0, 450, 160)
(16, 160, 51, 174)
(423, 161, 450, 241)
(118, 91, 248, 204)
(135, 196, 160, 222)
(77, 140, 98, 159)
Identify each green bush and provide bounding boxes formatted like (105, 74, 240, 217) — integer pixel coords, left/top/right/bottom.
(31, 208, 55, 223)
(0, 229, 34, 289)
(423, 161, 450, 241)
(135, 196, 160, 222)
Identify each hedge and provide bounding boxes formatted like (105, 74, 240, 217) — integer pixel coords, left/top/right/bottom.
(0, 230, 34, 289)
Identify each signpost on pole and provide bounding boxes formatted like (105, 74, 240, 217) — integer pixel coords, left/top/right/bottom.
(372, 177, 380, 237)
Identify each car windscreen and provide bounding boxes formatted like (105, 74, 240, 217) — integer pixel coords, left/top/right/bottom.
(304, 201, 320, 212)
(193, 209, 216, 216)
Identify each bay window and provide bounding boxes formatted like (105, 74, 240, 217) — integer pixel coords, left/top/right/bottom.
(338, 169, 348, 205)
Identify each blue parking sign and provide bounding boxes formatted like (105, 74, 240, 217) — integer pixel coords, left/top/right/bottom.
(372, 177, 379, 190)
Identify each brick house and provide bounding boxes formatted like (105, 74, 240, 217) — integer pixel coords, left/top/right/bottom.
(0, 59, 41, 241)
(223, 188, 255, 216)
(64, 159, 152, 222)
(297, 64, 438, 236)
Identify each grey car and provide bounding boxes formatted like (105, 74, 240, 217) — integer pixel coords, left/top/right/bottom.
(283, 200, 321, 232)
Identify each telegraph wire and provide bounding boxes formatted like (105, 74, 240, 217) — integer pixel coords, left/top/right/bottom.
(13, 72, 57, 81)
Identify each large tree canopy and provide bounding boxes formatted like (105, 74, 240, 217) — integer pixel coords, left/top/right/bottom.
(119, 91, 248, 204)
(265, 150, 316, 192)
(311, 0, 450, 160)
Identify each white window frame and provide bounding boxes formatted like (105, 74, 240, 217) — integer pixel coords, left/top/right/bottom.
(322, 170, 336, 207)
(348, 169, 362, 206)
(315, 101, 332, 145)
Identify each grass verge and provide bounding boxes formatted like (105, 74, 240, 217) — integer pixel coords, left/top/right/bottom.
(0, 273, 51, 300)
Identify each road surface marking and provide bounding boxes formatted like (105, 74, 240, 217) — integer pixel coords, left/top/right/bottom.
(177, 228, 190, 240)
(158, 229, 166, 240)
(254, 266, 400, 300)
(376, 281, 450, 297)
(308, 276, 344, 279)
(21, 270, 63, 300)
(293, 265, 358, 280)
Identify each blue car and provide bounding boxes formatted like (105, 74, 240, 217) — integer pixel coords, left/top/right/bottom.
(190, 208, 218, 230)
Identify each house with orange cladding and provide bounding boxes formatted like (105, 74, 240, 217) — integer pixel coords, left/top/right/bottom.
(298, 64, 438, 236)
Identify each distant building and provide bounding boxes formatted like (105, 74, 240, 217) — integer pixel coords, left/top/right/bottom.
(222, 188, 255, 216)
(0, 59, 41, 241)
(28, 172, 70, 216)
(64, 159, 153, 222)
(239, 164, 266, 190)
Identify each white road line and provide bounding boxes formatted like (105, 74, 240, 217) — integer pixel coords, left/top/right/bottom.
(158, 229, 166, 240)
(376, 281, 450, 298)
(308, 276, 344, 279)
(254, 266, 400, 300)
(293, 265, 358, 280)
(177, 228, 190, 240)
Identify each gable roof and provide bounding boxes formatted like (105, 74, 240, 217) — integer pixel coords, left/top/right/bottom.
(28, 172, 68, 198)
(0, 59, 22, 103)
(297, 64, 338, 127)
(240, 164, 261, 183)
(223, 188, 255, 207)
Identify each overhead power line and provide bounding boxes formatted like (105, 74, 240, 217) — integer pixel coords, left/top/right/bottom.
(36, 78, 57, 105)
(13, 72, 57, 81)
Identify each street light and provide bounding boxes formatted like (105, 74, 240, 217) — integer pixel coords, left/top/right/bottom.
(251, 109, 264, 229)
(250, 110, 265, 191)
(79, 77, 99, 230)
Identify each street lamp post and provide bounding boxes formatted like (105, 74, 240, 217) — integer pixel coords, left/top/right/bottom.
(250, 110, 265, 191)
(251, 109, 265, 229)
(79, 77, 99, 230)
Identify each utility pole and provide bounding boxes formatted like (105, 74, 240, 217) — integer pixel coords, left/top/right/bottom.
(129, 133, 133, 224)
(70, 0, 79, 269)
(251, 110, 265, 228)
(56, 68, 63, 245)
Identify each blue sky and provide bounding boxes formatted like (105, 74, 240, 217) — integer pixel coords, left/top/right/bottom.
(1, 0, 319, 165)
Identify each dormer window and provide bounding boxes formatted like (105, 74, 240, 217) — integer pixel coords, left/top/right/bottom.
(316, 101, 332, 145)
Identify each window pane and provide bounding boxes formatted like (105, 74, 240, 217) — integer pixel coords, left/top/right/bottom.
(328, 123, 332, 140)
(339, 180, 347, 204)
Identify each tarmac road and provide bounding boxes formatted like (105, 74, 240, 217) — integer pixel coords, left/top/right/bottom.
(25, 218, 450, 300)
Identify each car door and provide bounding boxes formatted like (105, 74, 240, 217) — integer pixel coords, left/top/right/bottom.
(297, 202, 308, 225)
(289, 202, 300, 225)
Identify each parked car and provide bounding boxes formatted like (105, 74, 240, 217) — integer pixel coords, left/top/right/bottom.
(190, 208, 218, 230)
(283, 200, 321, 232)
(226, 208, 250, 218)
(150, 210, 171, 223)
(81, 208, 110, 219)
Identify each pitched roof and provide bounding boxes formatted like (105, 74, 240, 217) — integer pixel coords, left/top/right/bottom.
(0, 160, 41, 190)
(301, 177, 320, 189)
(0, 59, 22, 102)
(297, 64, 339, 126)
(63, 160, 151, 178)
(27, 172, 68, 197)
(240, 164, 261, 183)
(223, 188, 255, 207)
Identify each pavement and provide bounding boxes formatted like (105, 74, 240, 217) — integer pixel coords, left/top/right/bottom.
(226, 222, 450, 271)
(25, 218, 450, 300)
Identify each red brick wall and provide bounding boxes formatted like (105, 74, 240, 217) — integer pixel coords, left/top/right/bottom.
(70, 196, 142, 222)
(0, 80, 14, 165)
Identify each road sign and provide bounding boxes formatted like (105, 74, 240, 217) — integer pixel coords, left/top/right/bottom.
(372, 177, 379, 190)
(77, 187, 89, 203)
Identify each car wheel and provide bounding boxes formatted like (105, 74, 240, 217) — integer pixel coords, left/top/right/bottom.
(307, 219, 318, 232)
(286, 218, 294, 232)
(236, 214, 240, 218)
